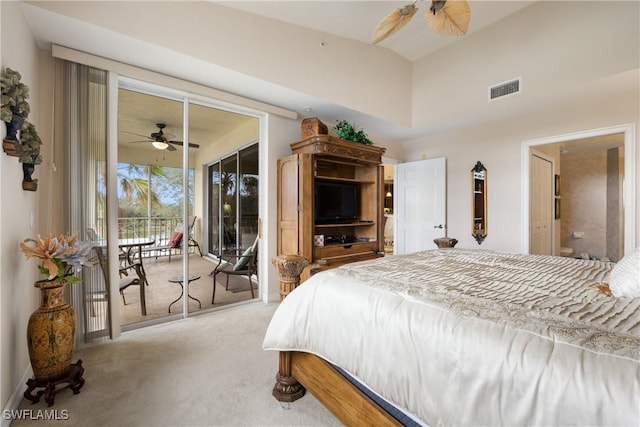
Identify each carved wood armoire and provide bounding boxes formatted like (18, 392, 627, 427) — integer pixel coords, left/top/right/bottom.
(277, 135, 386, 280)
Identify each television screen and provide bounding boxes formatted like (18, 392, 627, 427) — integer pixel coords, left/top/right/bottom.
(314, 181, 359, 224)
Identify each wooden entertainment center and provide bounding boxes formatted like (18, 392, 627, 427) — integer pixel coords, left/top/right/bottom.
(277, 134, 386, 279)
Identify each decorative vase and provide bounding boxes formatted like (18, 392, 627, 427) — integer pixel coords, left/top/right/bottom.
(21, 161, 38, 191)
(4, 106, 23, 141)
(27, 279, 76, 381)
(3, 107, 23, 157)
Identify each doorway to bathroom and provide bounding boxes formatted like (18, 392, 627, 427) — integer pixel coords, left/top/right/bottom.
(523, 124, 635, 262)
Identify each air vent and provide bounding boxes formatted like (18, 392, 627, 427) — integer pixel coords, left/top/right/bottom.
(489, 78, 521, 101)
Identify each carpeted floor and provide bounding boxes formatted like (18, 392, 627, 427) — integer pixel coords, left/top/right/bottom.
(13, 302, 339, 426)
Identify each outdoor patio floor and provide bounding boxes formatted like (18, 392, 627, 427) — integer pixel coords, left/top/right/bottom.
(119, 252, 257, 326)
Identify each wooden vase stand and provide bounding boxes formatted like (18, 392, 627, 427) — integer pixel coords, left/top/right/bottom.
(2, 138, 22, 157)
(23, 359, 85, 407)
(22, 180, 37, 191)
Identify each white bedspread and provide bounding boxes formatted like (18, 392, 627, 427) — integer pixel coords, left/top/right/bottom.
(263, 249, 640, 426)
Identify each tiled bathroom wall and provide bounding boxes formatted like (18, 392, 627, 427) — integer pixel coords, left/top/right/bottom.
(561, 148, 623, 261)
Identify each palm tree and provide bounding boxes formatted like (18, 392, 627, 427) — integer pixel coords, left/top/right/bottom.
(118, 163, 168, 212)
(117, 163, 169, 237)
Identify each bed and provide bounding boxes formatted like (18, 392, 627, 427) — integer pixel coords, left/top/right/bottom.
(263, 248, 640, 426)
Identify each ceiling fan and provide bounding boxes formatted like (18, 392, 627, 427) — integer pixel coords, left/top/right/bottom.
(123, 123, 200, 151)
(372, 0, 471, 44)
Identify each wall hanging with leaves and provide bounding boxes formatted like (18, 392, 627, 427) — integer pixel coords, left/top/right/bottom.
(1, 67, 42, 191)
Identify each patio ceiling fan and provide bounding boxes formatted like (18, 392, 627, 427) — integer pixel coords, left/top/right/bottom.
(123, 123, 200, 151)
(372, 0, 470, 44)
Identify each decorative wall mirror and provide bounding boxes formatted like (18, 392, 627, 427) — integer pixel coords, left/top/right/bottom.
(471, 161, 487, 244)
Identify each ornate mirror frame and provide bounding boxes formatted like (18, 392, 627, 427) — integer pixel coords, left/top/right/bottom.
(471, 161, 487, 244)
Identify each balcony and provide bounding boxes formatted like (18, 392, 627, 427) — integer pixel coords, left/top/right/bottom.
(118, 216, 186, 255)
(94, 217, 258, 326)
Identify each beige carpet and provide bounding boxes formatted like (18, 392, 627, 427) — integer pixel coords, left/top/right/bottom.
(13, 303, 340, 426)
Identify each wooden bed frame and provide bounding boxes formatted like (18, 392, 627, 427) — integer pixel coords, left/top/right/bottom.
(271, 255, 401, 426)
(280, 351, 401, 426)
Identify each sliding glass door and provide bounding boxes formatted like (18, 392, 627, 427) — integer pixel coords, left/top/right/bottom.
(57, 58, 263, 338)
(117, 88, 186, 327)
(222, 154, 238, 254)
(238, 144, 259, 252)
(108, 80, 261, 327)
(209, 164, 221, 255)
(207, 144, 259, 260)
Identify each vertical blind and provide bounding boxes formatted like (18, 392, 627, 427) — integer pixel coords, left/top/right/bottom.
(58, 60, 110, 344)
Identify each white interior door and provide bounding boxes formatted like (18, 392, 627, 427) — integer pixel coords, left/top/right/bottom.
(395, 158, 446, 254)
(530, 152, 554, 255)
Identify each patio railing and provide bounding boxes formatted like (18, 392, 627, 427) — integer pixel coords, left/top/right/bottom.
(118, 216, 195, 258)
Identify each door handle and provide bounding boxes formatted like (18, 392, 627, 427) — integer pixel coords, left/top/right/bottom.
(434, 224, 443, 229)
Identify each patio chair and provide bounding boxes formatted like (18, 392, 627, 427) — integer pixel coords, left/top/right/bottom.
(142, 224, 184, 262)
(94, 244, 144, 306)
(186, 215, 202, 256)
(210, 235, 259, 304)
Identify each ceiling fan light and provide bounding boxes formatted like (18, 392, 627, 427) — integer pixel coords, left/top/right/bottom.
(152, 141, 169, 150)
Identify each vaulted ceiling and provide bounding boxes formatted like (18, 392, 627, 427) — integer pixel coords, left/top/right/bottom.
(20, 1, 546, 143)
(215, 1, 535, 61)
(18, 1, 639, 147)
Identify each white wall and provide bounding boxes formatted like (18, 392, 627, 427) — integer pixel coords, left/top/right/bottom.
(412, 1, 639, 134)
(403, 2, 640, 252)
(405, 1, 639, 252)
(263, 114, 301, 302)
(0, 0, 46, 413)
(402, 80, 639, 252)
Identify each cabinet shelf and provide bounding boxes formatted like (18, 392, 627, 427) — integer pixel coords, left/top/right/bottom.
(316, 158, 370, 168)
(315, 175, 375, 184)
(315, 221, 375, 228)
(319, 240, 376, 247)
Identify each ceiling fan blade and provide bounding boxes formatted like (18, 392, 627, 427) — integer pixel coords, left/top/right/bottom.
(372, 2, 418, 44)
(166, 143, 177, 152)
(425, 0, 470, 36)
(168, 140, 200, 149)
(122, 130, 152, 140)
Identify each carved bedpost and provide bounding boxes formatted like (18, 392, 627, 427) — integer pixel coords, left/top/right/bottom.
(272, 255, 309, 302)
(271, 255, 309, 402)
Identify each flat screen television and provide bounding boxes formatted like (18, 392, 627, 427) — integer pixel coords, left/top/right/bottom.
(314, 181, 359, 224)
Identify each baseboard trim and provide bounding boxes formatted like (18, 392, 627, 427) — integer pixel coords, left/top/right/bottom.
(2, 364, 33, 427)
(266, 292, 281, 303)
